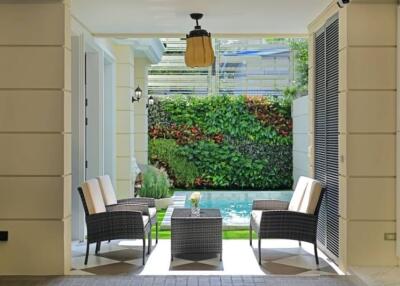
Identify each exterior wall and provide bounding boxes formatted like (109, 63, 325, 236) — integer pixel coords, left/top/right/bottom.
(114, 45, 136, 199)
(134, 58, 150, 165)
(308, 0, 398, 270)
(0, 0, 71, 274)
(339, 1, 397, 268)
(292, 96, 309, 184)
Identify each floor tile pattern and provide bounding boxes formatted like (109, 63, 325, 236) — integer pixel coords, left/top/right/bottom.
(0, 275, 357, 286)
(71, 239, 340, 277)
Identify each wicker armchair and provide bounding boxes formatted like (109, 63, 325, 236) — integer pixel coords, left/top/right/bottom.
(77, 179, 152, 265)
(250, 176, 324, 265)
(97, 175, 158, 244)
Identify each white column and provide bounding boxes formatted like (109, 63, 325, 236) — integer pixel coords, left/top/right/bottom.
(114, 45, 136, 199)
(338, 1, 397, 268)
(0, 0, 71, 274)
(134, 58, 151, 165)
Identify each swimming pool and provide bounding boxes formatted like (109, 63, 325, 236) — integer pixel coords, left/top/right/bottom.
(174, 190, 293, 228)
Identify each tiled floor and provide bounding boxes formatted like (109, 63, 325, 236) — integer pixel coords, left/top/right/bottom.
(350, 266, 400, 286)
(70, 239, 342, 276)
(0, 275, 357, 286)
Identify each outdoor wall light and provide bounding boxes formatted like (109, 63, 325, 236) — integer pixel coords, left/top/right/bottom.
(132, 86, 142, 103)
(185, 13, 215, 68)
(337, 0, 350, 8)
(146, 95, 154, 108)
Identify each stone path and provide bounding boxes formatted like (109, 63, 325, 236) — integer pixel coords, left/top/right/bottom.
(160, 193, 186, 230)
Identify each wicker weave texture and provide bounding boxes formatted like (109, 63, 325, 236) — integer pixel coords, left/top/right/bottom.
(252, 200, 289, 211)
(251, 210, 317, 243)
(118, 197, 156, 207)
(171, 208, 222, 257)
(77, 187, 150, 242)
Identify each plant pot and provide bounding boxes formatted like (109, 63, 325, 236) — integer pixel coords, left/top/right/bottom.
(155, 197, 173, 210)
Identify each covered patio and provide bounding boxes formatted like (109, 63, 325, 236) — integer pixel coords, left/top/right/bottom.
(0, 0, 399, 286)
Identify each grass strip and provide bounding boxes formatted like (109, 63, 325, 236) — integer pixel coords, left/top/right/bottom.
(152, 209, 255, 240)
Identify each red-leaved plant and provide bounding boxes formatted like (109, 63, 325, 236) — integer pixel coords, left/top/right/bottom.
(245, 96, 292, 137)
(150, 124, 224, 145)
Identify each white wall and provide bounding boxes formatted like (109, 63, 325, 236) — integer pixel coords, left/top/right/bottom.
(292, 96, 309, 184)
(0, 0, 71, 274)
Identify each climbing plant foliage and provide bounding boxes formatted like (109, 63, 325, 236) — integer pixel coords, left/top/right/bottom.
(149, 95, 293, 189)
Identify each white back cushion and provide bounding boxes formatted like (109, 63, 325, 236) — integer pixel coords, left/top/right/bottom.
(82, 179, 106, 214)
(97, 175, 118, 206)
(299, 179, 322, 214)
(288, 176, 308, 212)
(289, 176, 322, 214)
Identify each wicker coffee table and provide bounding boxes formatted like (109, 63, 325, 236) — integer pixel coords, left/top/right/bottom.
(171, 208, 223, 261)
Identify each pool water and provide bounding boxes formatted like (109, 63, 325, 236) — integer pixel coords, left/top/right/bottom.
(175, 190, 293, 227)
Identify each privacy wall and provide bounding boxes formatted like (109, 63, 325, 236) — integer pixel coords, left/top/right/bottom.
(148, 95, 293, 190)
(292, 96, 309, 184)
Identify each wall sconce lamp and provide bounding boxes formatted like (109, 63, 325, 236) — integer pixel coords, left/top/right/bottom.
(337, 0, 350, 8)
(132, 86, 142, 103)
(146, 95, 154, 108)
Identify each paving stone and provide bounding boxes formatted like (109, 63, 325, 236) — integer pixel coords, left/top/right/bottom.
(0, 276, 359, 286)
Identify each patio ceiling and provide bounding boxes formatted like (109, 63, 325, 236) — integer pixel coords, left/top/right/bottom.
(71, 0, 332, 37)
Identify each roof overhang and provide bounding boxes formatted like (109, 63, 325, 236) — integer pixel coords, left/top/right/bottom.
(114, 38, 165, 64)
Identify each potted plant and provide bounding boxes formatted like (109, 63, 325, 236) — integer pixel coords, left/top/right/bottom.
(138, 166, 172, 209)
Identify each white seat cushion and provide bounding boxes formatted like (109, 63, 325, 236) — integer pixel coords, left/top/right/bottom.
(289, 176, 322, 214)
(149, 207, 157, 219)
(251, 210, 262, 228)
(82, 179, 107, 215)
(97, 175, 118, 206)
(143, 215, 149, 226)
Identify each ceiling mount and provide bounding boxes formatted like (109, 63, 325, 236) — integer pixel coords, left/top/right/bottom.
(187, 13, 209, 37)
(190, 13, 203, 29)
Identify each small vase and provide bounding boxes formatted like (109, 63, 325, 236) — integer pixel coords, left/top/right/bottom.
(191, 204, 200, 217)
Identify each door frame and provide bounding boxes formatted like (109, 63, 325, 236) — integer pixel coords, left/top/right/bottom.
(71, 22, 116, 242)
(396, 4, 400, 257)
(71, 33, 86, 241)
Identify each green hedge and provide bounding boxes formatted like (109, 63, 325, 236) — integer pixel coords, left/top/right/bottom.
(149, 95, 293, 189)
(149, 139, 199, 188)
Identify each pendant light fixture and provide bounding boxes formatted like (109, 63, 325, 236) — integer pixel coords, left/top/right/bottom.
(185, 13, 215, 68)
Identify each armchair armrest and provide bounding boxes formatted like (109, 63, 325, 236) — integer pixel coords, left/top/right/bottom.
(256, 210, 317, 242)
(107, 203, 149, 216)
(252, 200, 289, 211)
(118, 197, 156, 208)
(86, 210, 146, 242)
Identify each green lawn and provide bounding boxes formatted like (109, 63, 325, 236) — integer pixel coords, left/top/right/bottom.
(152, 209, 255, 240)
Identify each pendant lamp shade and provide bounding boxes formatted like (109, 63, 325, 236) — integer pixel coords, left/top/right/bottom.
(185, 13, 215, 68)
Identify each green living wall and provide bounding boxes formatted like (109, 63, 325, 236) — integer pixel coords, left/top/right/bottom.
(148, 95, 293, 190)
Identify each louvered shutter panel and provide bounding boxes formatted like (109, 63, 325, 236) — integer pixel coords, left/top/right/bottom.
(314, 14, 339, 259)
(314, 27, 327, 247)
(325, 17, 339, 258)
